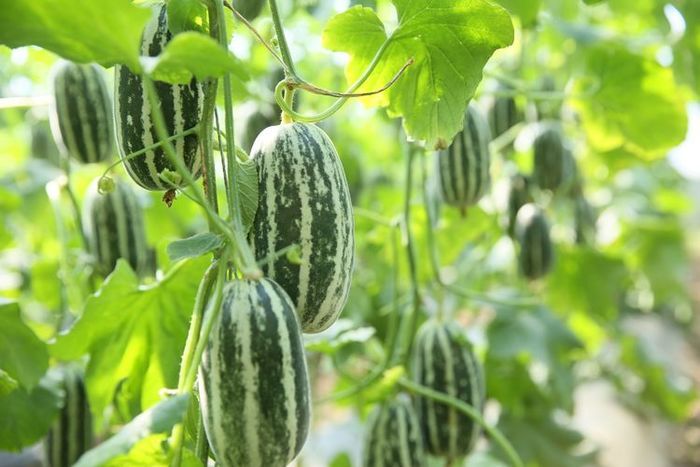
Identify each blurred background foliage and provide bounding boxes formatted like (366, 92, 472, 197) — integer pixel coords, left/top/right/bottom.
(0, 0, 699, 466)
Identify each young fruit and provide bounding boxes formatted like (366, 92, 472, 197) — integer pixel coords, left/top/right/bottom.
(515, 203, 554, 279)
(363, 397, 426, 467)
(532, 125, 575, 193)
(435, 103, 491, 210)
(114, 5, 204, 191)
(507, 173, 533, 238)
(44, 365, 93, 467)
(250, 122, 355, 334)
(412, 319, 485, 461)
(231, 0, 265, 21)
(198, 279, 311, 467)
(29, 118, 61, 166)
(50, 61, 113, 164)
(488, 85, 520, 139)
(82, 176, 152, 277)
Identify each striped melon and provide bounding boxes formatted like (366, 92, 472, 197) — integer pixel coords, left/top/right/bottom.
(44, 366, 92, 467)
(250, 123, 355, 334)
(231, 0, 265, 21)
(535, 75, 560, 121)
(198, 278, 311, 467)
(82, 176, 152, 277)
(507, 173, 533, 237)
(115, 5, 204, 191)
(532, 125, 575, 193)
(412, 319, 485, 460)
(435, 103, 491, 210)
(574, 195, 596, 245)
(488, 85, 519, 139)
(363, 397, 426, 467)
(515, 203, 554, 279)
(30, 118, 61, 166)
(49, 61, 113, 164)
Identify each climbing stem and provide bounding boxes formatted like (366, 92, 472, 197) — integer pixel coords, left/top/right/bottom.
(199, 67, 220, 223)
(142, 77, 249, 274)
(395, 143, 421, 367)
(268, 0, 297, 78)
(212, 0, 260, 276)
(398, 378, 524, 467)
(100, 127, 199, 183)
(170, 250, 228, 467)
(274, 36, 395, 123)
(176, 261, 220, 391)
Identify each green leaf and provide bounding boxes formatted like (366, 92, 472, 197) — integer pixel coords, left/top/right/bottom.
(0, 369, 19, 396)
(0, 372, 61, 451)
(0, 0, 150, 71)
(104, 433, 202, 467)
(167, 0, 208, 34)
(51, 258, 208, 421)
(546, 247, 628, 322)
(497, 412, 594, 467)
(329, 452, 353, 467)
(322, 1, 514, 149)
(618, 336, 695, 421)
(143, 32, 247, 84)
(618, 218, 689, 303)
(0, 300, 49, 390)
(496, 0, 543, 26)
(167, 232, 223, 262)
(75, 394, 190, 467)
(488, 307, 582, 367)
(304, 319, 376, 354)
(572, 46, 688, 158)
(238, 158, 259, 234)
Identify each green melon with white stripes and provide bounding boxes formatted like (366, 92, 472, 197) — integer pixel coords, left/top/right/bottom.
(515, 203, 554, 280)
(250, 122, 355, 334)
(82, 176, 152, 277)
(198, 279, 311, 467)
(363, 397, 426, 467)
(532, 125, 575, 193)
(507, 173, 533, 238)
(114, 4, 204, 191)
(30, 118, 61, 166)
(488, 85, 520, 139)
(50, 61, 113, 164)
(44, 365, 92, 467)
(412, 319, 485, 460)
(435, 103, 492, 209)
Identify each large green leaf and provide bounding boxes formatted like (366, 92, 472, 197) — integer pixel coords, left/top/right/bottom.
(144, 32, 248, 84)
(0, 300, 49, 390)
(52, 258, 208, 421)
(75, 394, 190, 467)
(322, 1, 514, 149)
(572, 46, 688, 158)
(546, 247, 628, 322)
(0, 0, 150, 71)
(496, 0, 542, 25)
(0, 372, 61, 451)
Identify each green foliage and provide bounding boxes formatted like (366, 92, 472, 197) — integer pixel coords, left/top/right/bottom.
(52, 259, 208, 420)
(167, 232, 223, 262)
(322, 0, 514, 149)
(0, 300, 48, 390)
(0, 0, 697, 465)
(0, 0, 150, 71)
(0, 371, 61, 451)
(144, 32, 247, 84)
(75, 394, 190, 467)
(572, 46, 688, 158)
